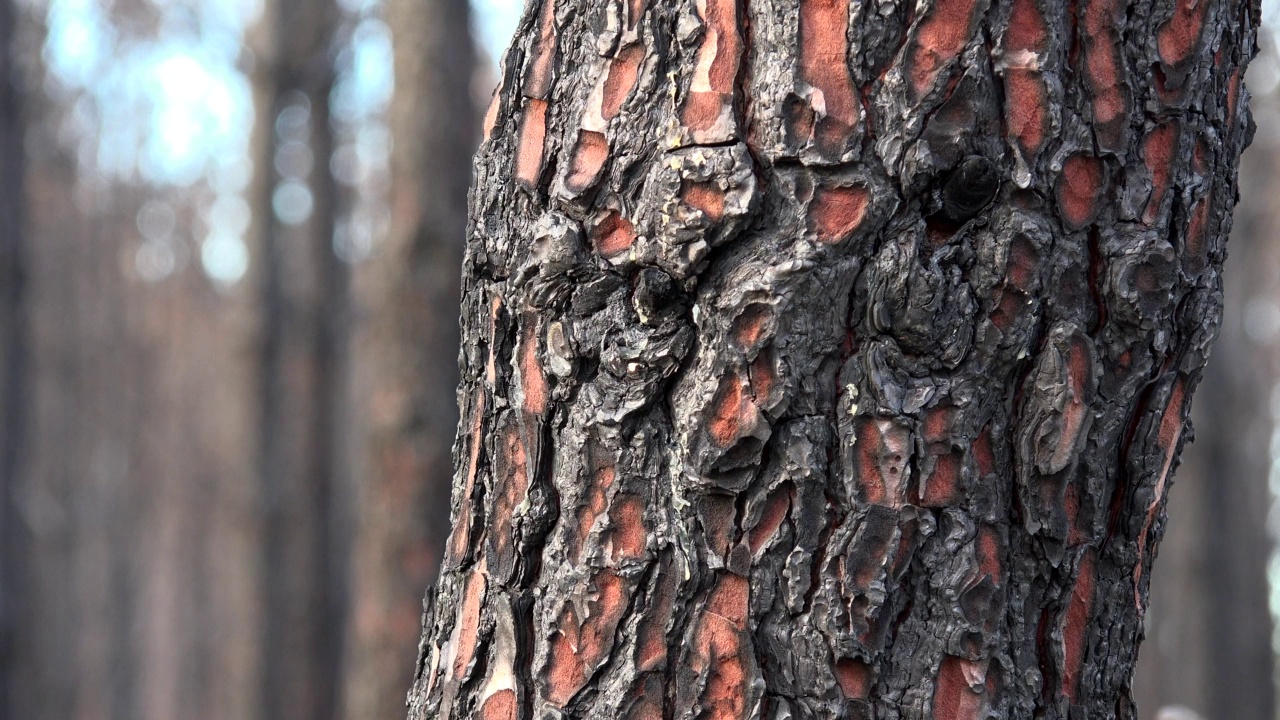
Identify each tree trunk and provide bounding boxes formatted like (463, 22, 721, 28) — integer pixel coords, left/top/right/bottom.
(248, 0, 349, 717)
(1133, 123, 1277, 720)
(410, 1, 1259, 719)
(342, 0, 477, 717)
(0, 0, 25, 714)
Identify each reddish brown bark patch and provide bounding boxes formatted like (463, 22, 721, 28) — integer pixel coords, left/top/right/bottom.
(479, 690, 517, 720)
(834, 658, 872, 699)
(747, 482, 794, 554)
(1227, 67, 1243, 129)
(992, 236, 1040, 330)
(1061, 550, 1096, 701)
(520, 318, 548, 416)
(732, 304, 770, 350)
(1135, 378, 1186, 598)
(591, 211, 637, 258)
(1158, 379, 1186, 451)
(566, 130, 608, 194)
(888, 516, 918, 581)
(1004, 69, 1048, 159)
(922, 406, 956, 445)
(580, 572, 629, 669)
(1141, 122, 1178, 226)
(682, 180, 727, 221)
(682, 90, 726, 135)
(853, 417, 887, 504)
(1081, 0, 1129, 152)
(452, 564, 488, 680)
(1157, 0, 1209, 70)
(1184, 189, 1212, 274)
(975, 524, 1002, 585)
(694, 574, 751, 720)
(1006, 0, 1048, 52)
(602, 43, 645, 120)
(1056, 153, 1104, 229)
(682, 0, 742, 134)
(545, 570, 631, 706)
(482, 78, 505, 142)
(545, 628, 587, 706)
(492, 425, 531, 576)
(920, 451, 962, 507)
(991, 291, 1024, 332)
(798, 0, 857, 150)
(706, 572, 749, 626)
(907, 0, 979, 101)
(708, 373, 748, 447)
(609, 493, 648, 562)
(515, 99, 549, 189)
(625, 0, 646, 29)
(523, 0, 558, 98)
(809, 184, 870, 244)
(1001, 0, 1049, 160)
(853, 418, 912, 507)
(933, 656, 986, 720)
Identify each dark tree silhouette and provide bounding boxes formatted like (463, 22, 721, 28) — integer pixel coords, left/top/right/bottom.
(0, 0, 26, 713)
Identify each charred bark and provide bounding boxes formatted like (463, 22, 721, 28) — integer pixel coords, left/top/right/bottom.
(342, 0, 477, 718)
(1133, 132, 1277, 720)
(410, 1, 1260, 718)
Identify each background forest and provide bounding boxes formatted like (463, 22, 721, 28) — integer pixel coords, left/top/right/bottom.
(0, 1, 1277, 719)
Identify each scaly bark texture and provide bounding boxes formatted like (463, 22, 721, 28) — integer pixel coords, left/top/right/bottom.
(409, 1, 1259, 718)
(342, 0, 477, 717)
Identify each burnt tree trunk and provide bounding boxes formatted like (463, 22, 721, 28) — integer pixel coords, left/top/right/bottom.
(410, 1, 1260, 718)
(342, 0, 477, 717)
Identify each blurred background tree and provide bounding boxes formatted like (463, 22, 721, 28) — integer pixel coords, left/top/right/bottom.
(0, 0, 1276, 719)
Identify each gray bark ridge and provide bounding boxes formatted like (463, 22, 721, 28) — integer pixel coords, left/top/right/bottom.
(410, 1, 1259, 719)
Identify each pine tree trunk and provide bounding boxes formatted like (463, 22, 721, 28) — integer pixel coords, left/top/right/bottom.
(249, 0, 348, 717)
(410, 1, 1259, 718)
(342, 0, 477, 717)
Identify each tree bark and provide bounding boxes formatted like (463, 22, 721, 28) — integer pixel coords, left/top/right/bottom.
(1133, 125, 1277, 720)
(410, 1, 1259, 719)
(342, 0, 477, 717)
